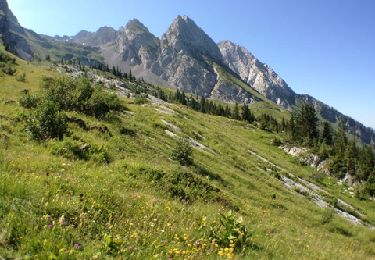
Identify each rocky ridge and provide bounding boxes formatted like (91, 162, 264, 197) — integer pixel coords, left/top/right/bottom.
(2, 0, 374, 144)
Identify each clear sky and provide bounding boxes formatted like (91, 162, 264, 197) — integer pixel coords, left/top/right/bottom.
(8, 0, 375, 129)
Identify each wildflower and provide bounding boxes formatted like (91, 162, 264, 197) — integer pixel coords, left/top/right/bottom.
(59, 215, 67, 226)
(74, 242, 83, 251)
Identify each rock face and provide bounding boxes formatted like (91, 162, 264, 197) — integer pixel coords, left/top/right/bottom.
(0, 0, 33, 59)
(218, 40, 296, 109)
(69, 27, 118, 46)
(98, 16, 234, 98)
(3, 0, 374, 145)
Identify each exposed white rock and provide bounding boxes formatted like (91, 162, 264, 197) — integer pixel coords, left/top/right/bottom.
(165, 130, 177, 138)
(218, 40, 296, 109)
(162, 120, 181, 132)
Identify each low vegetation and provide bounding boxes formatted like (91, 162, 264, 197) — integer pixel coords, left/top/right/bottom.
(1, 49, 375, 259)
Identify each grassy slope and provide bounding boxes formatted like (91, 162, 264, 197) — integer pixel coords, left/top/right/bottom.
(214, 64, 290, 121)
(1, 53, 375, 259)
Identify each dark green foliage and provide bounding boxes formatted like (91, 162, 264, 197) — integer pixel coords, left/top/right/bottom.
(241, 104, 255, 123)
(134, 96, 148, 105)
(126, 165, 223, 203)
(119, 127, 136, 136)
(321, 122, 334, 145)
(335, 120, 348, 157)
(209, 211, 251, 253)
(26, 101, 67, 141)
(41, 77, 123, 118)
(357, 146, 375, 181)
(232, 103, 240, 120)
(345, 140, 358, 178)
(295, 103, 319, 145)
(321, 208, 334, 224)
(272, 137, 282, 147)
(19, 89, 40, 109)
(85, 87, 122, 118)
(318, 142, 331, 161)
(171, 137, 193, 166)
(0, 50, 17, 75)
(259, 114, 279, 132)
(51, 138, 111, 163)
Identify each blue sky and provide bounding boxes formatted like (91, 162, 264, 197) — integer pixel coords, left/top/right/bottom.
(8, 0, 375, 128)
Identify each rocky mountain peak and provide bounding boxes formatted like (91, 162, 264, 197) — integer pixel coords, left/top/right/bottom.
(162, 15, 222, 62)
(124, 19, 150, 34)
(219, 40, 295, 108)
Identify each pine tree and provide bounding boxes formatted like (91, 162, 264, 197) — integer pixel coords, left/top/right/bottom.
(129, 69, 133, 81)
(357, 146, 375, 181)
(232, 103, 240, 120)
(289, 112, 298, 141)
(321, 122, 333, 145)
(241, 104, 255, 123)
(200, 96, 206, 113)
(296, 103, 319, 145)
(335, 120, 348, 156)
(345, 139, 358, 178)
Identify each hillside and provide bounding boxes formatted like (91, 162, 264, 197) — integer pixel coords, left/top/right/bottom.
(55, 16, 375, 145)
(1, 47, 375, 259)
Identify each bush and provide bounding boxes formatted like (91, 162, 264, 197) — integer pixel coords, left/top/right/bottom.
(51, 138, 111, 163)
(321, 208, 334, 224)
(41, 77, 123, 118)
(171, 137, 193, 166)
(134, 96, 148, 105)
(209, 211, 251, 253)
(271, 137, 282, 146)
(26, 101, 67, 141)
(85, 87, 122, 118)
(0, 50, 16, 76)
(16, 73, 26, 82)
(19, 90, 40, 109)
(1, 65, 16, 75)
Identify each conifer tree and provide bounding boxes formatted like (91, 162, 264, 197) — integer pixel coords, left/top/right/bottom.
(321, 121, 333, 145)
(232, 103, 240, 120)
(241, 104, 255, 123)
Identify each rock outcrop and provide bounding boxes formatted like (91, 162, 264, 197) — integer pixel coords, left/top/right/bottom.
(3, 0, 374, 144)
(218, 40, 296, 109)
(0, 0, 33, 59)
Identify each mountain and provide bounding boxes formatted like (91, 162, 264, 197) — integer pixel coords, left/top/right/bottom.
(0, 0, 104, 65)
(2, 46, 375, 258)
(0, 0, 34, 59)
(58, 17, 374, 144)
(218, 40, 296, 108)
(2, 0, 374, 145)
(219, 40, 375, 144)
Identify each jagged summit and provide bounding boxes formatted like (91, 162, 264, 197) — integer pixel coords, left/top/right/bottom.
(218, 40, 296, 108)
(124, 19, 150, 33)
(2, 2, 374, 144)
(162, 15, 222, 62)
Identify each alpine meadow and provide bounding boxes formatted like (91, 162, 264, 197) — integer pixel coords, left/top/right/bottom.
(1, 0, 375, 259)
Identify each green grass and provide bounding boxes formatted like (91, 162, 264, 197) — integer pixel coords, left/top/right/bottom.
(1, 51, 375, 259)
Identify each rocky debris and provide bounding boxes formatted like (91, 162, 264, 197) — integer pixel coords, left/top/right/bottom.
(165, 130, 177, 138)
(343, 173, 356, 186)
(162, 120, 181, 132)
(282, 146, 322, 168)
(248, 148, 373, 228)
(156, 106, 175, 115)
(148, 94, 166, 105)
(57, 65, 131, 95)
(282, 146, 307, 157)
(188, 137, 207, 151)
